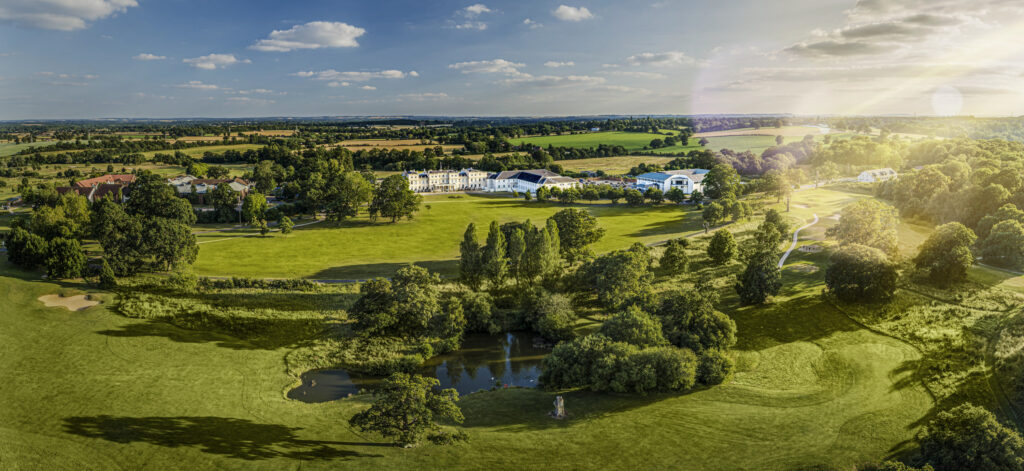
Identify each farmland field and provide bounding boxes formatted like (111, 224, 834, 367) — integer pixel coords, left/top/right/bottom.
(557, 156, 679, 174)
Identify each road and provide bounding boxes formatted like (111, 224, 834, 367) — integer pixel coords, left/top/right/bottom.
(778, 213, 819, 268)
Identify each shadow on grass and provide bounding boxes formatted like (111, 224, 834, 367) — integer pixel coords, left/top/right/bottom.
(311, 260, 458, 281)
(94, 318, 323, 351)
(62, 415, 389, 461)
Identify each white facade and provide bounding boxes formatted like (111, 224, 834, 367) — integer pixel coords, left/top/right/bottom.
(404, 169, 489, 193)
(634, 169, 709, 194)
(857, 168, 897, 183)
(485, 169, 579, 194)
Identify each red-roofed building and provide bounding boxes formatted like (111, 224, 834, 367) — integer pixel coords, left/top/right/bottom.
(73, 174, 135, 189)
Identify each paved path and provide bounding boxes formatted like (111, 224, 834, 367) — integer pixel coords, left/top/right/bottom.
(778, 213, 819, 268)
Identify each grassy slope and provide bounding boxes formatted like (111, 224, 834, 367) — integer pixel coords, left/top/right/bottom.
(193, 194, 708, 279)
(0, 197, 935, 469)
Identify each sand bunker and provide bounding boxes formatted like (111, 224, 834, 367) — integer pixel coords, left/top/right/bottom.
(38, 294, 99, 311)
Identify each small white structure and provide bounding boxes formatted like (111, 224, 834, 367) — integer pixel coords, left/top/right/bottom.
(590, 127, 601, 132)
(634, 169, 709, 194)
(485, 169, 579, 194)
(168, 177, 251, 196)
(403, 168, 489, 193)
(857, 168, 897, 183)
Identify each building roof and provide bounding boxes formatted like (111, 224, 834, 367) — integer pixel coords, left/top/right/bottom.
(73, 174, 135, 188)
(636, 168, 710, 183)
(92, 183, 126, 201)
(57, 186, 93, 197)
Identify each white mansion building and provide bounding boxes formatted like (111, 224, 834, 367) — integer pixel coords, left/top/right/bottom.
(403, 168, 490, 192)
(403, 168, 580, 194)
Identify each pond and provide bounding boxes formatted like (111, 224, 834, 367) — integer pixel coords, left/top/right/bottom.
(287, 332, 549, 403)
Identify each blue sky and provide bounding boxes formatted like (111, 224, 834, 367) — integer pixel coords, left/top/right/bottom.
(2, 0, 1024, 119)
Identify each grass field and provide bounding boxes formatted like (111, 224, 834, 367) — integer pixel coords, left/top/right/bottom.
(0, 142, 57, 157)
(193, 194, 708, 279)
(514, 131, 697, 153)
(8, 186, 1024, 469)
(0, 184, 939, 469)
(557, 156, 679, 174)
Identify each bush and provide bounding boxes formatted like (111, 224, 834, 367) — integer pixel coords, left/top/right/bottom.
(98, 259, 117, 289)
(461, 291, 497, 334)
(167, 266, 199, 293)
(913, 222, 976, 285)
(659, 238, 689, 274)
(657, 289, 736, 353)
(540, 334, 698, 394)
(697, 349, 734, 385)
(825, 244, 899, 302)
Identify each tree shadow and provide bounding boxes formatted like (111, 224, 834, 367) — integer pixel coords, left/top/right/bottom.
(95, 318, 323, 351)
(62, 415, 388, 461)
(310, 260, 458, 281)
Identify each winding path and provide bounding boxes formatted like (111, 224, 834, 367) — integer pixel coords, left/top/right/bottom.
(778, 213, 819, 268)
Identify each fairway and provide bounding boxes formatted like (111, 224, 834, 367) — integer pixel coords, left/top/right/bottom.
(194, 194, 705, 279)
(0, 253, 933, 470)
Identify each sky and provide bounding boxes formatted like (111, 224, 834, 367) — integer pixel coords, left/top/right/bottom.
(3, 0, 1024, 119)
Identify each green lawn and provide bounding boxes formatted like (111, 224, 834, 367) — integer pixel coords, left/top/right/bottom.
(557, 156, 679, 174)
(514, 131, 699, 153)
(139, 144, 264, 159)
(194, 194, 706, 279)
(0, 142, 58, 157)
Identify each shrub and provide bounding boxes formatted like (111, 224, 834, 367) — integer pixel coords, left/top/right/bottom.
(697, 349, 734, 385)
(529, 291, 576, 340)
(98, 259, 117, 289)
(540, 334, 698, 394)
(461, 291, 497, 334)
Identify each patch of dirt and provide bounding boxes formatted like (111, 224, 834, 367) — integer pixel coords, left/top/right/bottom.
(38, 294, 99, 311)
(792, 204, 809, 209)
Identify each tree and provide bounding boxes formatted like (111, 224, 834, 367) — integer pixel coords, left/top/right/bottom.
(660, 238, 689, 274)
(531, 291, 577, 340)
(918, 403, 1024, 471)
(521, 221, 561, 285)
(698, 137, 709, 147)
(623, 189, 645, 206)
(703, 164, 741, 199)
(45, 237, 85, 279)
(98, 258, 117, 289)
(369, 175, 422, 223)
(557, 187, 580, 205)
(582, 187, 600, 203)
(656, 286, 735, 353)
(549, 208, 605, 263)
(326, 171, 374, 220)
(577, 243, 654, 310)
(208, 183, 240, 223)
(535, 186, 550, 202)
(644, 187, 664, 204)
(600, 305, 667, 347)
(481, 221, 508, 289)
(458, 223, 484, 290)
(775, 135, 784, 146)
(689, 190, 704, 204)
(279, 216, 294, 235)
(350, 265, 441, 337)
(914, 222, 976, 285)
(978, 220, 1024, 269)
(606, 187, 624, 204)
(702, 202, 726, 227)
(257, 219, 270, 237)
(348, 373, 466, 447)
(251, 160, 280, 193)
(825, 244, 899, 302)
(241, 191, 268, 225)
(763, 208, 790, 239)
(813, 161, 840, 187)
(734, 250, 781, 305)
(507, 227, 526, 284)
(665, 187, 687, 204)
(826, 199, 899, 256)
(6, 226, 48, 268)
(707, 229, 737, 265)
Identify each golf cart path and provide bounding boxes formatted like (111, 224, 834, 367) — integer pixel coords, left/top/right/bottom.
(779, 213, 819, 268)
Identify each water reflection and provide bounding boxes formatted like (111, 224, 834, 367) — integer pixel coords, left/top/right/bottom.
(287, 332, 548, 402)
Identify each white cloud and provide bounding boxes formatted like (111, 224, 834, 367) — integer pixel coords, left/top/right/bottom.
(0, 0, 138, 31)
(625, 51, 695, 67)
(501, 74, 605, 87)
(463, 4, 491, 17)
(606, 70, 667, 79)
(409, 71, 420, 77)
(226, 96, 275, 104)
(297, 69, 411, 82)
(552, 5, 593, 22)
(250, 21, 365, 52)
(523, 18, 542, 29)
(454, 21, 487, 30)
(360, 85, 376, 90)
(544, 61, 575, 68)
(327, 81, 350, 87)
(174, 80, 219, 90)
(133, 53, 166, 61)
(236, 88, 274, 95)
(183, 54, 249, 70)
(399, 92, 450, 101)
(449, 59, 527, 76)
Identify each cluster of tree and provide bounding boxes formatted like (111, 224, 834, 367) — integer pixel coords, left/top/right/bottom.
(459, 218, 563, 292)
(540, 281, 736, 393)
(690, 117, 787, 133)
(5, 195, 88, 279)
(811, 136, 905, 168)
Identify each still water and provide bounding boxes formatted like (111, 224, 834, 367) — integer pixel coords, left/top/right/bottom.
(287, 332, 549, 403)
